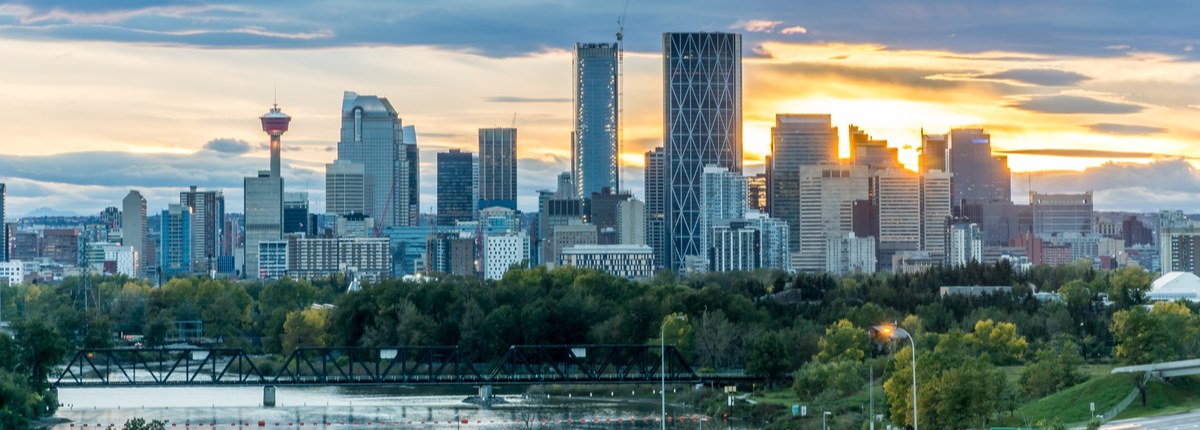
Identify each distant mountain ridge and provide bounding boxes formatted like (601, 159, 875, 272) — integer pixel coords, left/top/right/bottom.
(21, 207, 82, 218)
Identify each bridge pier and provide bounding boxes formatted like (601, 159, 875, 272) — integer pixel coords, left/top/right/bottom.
(263, 385, 276, 407)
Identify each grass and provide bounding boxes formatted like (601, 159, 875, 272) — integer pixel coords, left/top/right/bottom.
(1117, 375, 1200, 420)
(1004, 373, 1134, 426)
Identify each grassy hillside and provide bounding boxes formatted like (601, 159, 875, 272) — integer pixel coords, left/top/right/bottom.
(1117, 375, 1200, 420)
(1004, 373, 1134, 426)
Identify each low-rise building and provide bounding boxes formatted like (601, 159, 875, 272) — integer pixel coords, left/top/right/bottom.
(559, 244, 655, 280)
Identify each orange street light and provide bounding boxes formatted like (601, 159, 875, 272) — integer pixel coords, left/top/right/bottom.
(873, 324, 917, 430)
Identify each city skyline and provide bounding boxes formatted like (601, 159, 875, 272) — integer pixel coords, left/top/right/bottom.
(2, 1, 1200, 216)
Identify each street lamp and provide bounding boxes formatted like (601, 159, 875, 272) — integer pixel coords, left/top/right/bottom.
(874, 324, 918, 430)
(662, 315, 686, 430)
(823, 411, 832, 430)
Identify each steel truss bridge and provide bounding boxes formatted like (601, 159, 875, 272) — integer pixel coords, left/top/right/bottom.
(53, 344, 746, 388)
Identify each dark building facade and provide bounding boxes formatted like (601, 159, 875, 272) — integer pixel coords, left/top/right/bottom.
(948, 129, 1010, 208)
(437, 149, 476, 226)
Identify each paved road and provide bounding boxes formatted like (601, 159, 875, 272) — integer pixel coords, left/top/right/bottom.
(1102, 411, 1200, 429)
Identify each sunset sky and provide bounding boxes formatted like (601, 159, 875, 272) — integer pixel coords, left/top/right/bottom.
(1, 0, 1199, 216)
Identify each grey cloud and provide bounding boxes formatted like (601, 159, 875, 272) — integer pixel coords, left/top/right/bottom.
(999, 149, 1188, 159)
(0, 151, 320, 190)
(976, 68, 1090, 86)
(1009, 95, 1143, 114)
(203, 137, 252, 155)
(485, 96, 572, 103)
(1, 1, 1197, 60)
(1014, 159, 1200, 212)
(1086, 123, 1167, 135)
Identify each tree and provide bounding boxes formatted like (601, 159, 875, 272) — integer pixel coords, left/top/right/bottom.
(815, 319, 869, 364)
(1108, 266, 1151, 309)
(968, 319, 1028, 365)
(1019, 337, 1084, 399)
(12, 318, 66, 392)
(281, 307, 331, 353)
(793, 360, 861, 400)
(659, 312, 694, 358)
(1110, 304, 1191, 405)
(883, 331, 1012, 429)
(746, 331, 790, 387)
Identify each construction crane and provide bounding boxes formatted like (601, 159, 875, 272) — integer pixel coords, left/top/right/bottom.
(616, 0, 628, 193)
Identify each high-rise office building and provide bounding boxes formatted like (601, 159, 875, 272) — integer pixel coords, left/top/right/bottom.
(160, 203, 192, 277)
(746, 173, 768, 213)
(769, 114, 838, 250)
(796, 164, 870, 272)
(848, 125, 899, 171)
(426, 233, 476, 276)
(479, 127, 518, 211)
(589, 187, 632, 245)
(744, 210, 791, 272)
(338, 91, 413, 228)
(948, 222, 984, 267)
(922, 170, 953, 263)
(710, 221, 760, 272)
(283, 192, 309, 235)
(403, 125, 420, 224)
(0, 183, 6, 262)
(875, 169, 922, 271)
(573, 42, 620, 198)
(245, 102, 289, 278)
(644, 147, 666, 268)
(663, 32, 742, 269)
(438, 149, 475, 226)
(948, 128, 1010, 207)
(616, 198, 646, 246)
(921, 133, 948, 173)
(326, 160, 369, 217)
(181, 186, 225, 272)
(41, 228, 79, 265)
(121, 190, 147, 275)
(1031, 192, 1093, 235)
(699, 165, 748, 261)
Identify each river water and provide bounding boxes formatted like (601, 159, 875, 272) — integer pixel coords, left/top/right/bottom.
(52, 386, 720, 429)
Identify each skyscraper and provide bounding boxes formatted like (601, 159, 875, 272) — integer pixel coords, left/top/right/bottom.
(848, 125, 899, 171)
(326, 160, 369, 217)
(160, 203, 192, 277)
(644, 147, 666, 268)
(1031, 191, 1093, 235)
(948, 128, 1010, 207)
(403, 125, 420, 224)
(796, 164, 870, 272)
(769, 114, 838, 250)
(922, 170, 953, 263)
(874, 169, 922, 271)
(0, 183, 6, 262)
(437, 149, 475, 226)
(338, 91, 413, 228)
(921, 133, 948, 173)
(181, 186, 224, 272)
(699, 165, 748, 262)
(479, 127, 517, 211)
(663, 32, 742, 270)
(283, 192, 309, 235)
(245, 103, 289, 278)
(121, 190, 147, 276)
(572, 42, 619, 198)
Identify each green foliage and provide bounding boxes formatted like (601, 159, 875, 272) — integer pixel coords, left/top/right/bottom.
(116, 418, 167, 430)
(281, 307, 331, 352)
(1108, 266, 1151, 309)
(746, 330, 789, 387)
(968, 319, 1029, 365)
(793, 360, 862, 400)
(883, 331, 1013, 429)
(1019, 337, 1085, 400)
(815, 319, 869, 364)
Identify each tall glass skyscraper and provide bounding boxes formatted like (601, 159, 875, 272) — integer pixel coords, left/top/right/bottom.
(947, 128, 1010, 208)
(338, 91, 414, 229)
(662, 32, 742, 270)
(572, 42, 619, 199)
(768, 114, 838, 250)
(437, 149, 475, 226)
(0, 183, 6, 262)
(479, 128, 517, 211)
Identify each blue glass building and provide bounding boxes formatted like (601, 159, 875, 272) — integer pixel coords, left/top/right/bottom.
(478, 128, 517, 211)
(662, 32, 742, 270)
(572, 43, 619, 199)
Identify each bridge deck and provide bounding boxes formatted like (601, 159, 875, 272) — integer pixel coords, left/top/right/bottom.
(1112, 358, 1200, 378)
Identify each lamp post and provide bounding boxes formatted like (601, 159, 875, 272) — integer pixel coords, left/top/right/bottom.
(823, 411, 832, 430)
(662, 315, 686, 430)
(875, 324, 918, 430)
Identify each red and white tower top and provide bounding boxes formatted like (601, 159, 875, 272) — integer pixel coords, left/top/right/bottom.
(260, 103, 290, 178)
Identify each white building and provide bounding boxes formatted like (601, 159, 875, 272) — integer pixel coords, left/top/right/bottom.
(699, 165, 748, 262)
(483, 232, 530, 280)
(1148, 271, 1200, 302)
(922, 170, 953, 262)
(826, 232, 876, 275)
(103, 246, 139, 277)
(711, 221, 759, 272)
(559, 244, 655, 280)
(0, 261, 24, 286)
(257, 240, 288, 280)
(875, 169, 922, 270)
(745, 210, 791, 272)
(948, 223, 983, 267)
(797, 164, 870, 272)
(616, 199, 646, 246)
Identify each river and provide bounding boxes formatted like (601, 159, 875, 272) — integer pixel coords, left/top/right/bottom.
(51, 385, 722, 429)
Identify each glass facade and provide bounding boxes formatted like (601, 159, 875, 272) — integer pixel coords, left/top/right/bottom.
(573, 43, 619, 199)
(948, 128, 1010, 207)
(338, 91, 413, 228)
(663, 32, 742, 270)
(478, 127, 517, 211)
(437, 149, 475, 226)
